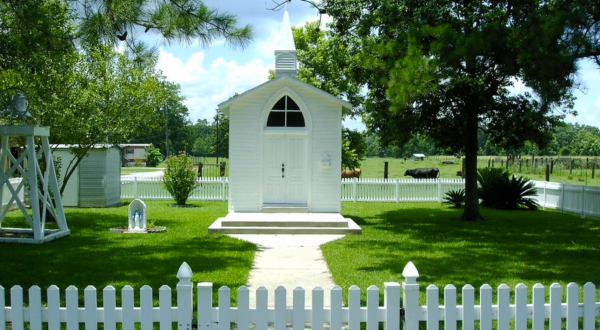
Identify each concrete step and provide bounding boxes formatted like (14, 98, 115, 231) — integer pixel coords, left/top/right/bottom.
(208, 213, 362, 235)
(220, 220, 349, 228)
(209, 226, 361, 235)
(262, 206, 308, 213)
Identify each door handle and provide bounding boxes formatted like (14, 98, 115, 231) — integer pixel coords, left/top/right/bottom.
(282, 163, 285, 178)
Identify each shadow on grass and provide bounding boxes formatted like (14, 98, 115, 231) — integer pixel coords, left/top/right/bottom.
(334, 203, 600, 293)
(0, 201, 254, 304)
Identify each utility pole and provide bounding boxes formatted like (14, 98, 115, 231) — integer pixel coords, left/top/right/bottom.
(215, 113, 219, 165)
(164, 106, 169, 158)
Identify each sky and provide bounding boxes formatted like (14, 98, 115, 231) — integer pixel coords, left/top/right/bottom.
(153, 0, 600, 131)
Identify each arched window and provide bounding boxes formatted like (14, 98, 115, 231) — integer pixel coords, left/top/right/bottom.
(266, 96, 305, 127)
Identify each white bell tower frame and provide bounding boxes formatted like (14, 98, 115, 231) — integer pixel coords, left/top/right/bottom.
(0, 125, 69, 243)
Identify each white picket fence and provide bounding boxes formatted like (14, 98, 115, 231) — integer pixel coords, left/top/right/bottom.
(340, 178, 466, 202)
(121, 176, 228, 201)
(3, 262, 600, 330)
(534, 181, 600, 218)
(118, 177, 600, 218)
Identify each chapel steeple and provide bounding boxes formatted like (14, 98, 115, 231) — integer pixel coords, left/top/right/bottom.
(274, 4, 298, 78)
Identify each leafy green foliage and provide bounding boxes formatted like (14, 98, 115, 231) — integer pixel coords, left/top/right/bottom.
(320, 0, 579, 221)
(162, 152, 198, 205)
(477, 168, 539, 210)
(75, 0, 253, 61)
(145, 145, 164, 167)
(1, 0, 251, 194)
(292, 24, 366, 169)
(293, 21, 364, 117)
(341, 128, 366, 170)
(443, 189, 465, 208)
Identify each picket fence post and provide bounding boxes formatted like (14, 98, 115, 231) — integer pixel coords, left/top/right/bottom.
(177, 262, 193, 330)
(384, 282, 401, 330)
(352, 178, 358, 202)
(0, 286, 5, 328)
(402, 262, 420, 330)
(197, 282, 213, 330)
(133, 177, 139, 199)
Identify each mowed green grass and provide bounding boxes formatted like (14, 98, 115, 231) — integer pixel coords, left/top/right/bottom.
(0, 200, 254, 304)
(359, 156, 600, 186)
(3, 199, 599, 307)
(324, 202, 600, 303)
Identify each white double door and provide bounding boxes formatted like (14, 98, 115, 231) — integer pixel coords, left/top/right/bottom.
(263, 134, 307, 205)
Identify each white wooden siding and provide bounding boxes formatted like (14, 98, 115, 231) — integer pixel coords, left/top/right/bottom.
(228, 92, 265, 212)
(78, 151, 108, 207)
(54, 147, 121, 207)
(227, 78, 343, 212)
(304, 88, 342, 213)
(105, 148, 121, 206)
(52, 150, 79, 207)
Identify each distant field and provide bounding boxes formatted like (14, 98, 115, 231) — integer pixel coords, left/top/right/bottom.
(358, 156, 600, 186)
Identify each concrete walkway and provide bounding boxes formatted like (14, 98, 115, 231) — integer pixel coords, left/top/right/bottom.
(229, 234, 345, 307)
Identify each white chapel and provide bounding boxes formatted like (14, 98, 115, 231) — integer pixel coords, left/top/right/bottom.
(209, 7, 361, 234)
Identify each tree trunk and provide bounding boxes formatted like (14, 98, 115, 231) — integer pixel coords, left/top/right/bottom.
(460, 116, 484, 221)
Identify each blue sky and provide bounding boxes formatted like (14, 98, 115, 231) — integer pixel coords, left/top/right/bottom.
(154, 1, 600, 131)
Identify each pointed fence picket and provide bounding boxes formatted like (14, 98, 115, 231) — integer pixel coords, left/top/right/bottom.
(2, 262, 193, 330)
(4, 262, 600, 330)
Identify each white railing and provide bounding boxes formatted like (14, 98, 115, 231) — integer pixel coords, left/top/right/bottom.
(118, 177, 600, 218)
(4, 262, 600, 330)
(121, 177, 228, 201)
(341, 178, 465, 202)
(534, 181, 600, 218)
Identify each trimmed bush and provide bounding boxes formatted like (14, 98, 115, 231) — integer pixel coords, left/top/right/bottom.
(477, 167, 539, 210)
(145, 145, 164, 167)
(162, 152, 198, 205)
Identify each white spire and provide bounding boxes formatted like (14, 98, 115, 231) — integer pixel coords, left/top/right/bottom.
(277, 3, 296, 51)
(274, 3, 297, 78)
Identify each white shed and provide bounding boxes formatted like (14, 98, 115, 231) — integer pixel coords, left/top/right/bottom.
(218, 9, 351, 214)
(53, 145, 121, 207)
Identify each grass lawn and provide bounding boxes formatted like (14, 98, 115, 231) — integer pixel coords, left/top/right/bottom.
(324, 201, 600, 303)
(0, 200, 254, 304)
(3, 199, 599, 307)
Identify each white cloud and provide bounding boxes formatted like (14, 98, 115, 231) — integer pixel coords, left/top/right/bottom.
(157, 49, 272, 122)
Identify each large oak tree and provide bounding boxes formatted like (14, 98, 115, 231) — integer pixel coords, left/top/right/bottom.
(320, 0, 581, 220)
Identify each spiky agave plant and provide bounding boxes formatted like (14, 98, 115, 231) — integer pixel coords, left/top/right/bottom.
(443, 189, 465, 208)
(477, 167, 539, 210)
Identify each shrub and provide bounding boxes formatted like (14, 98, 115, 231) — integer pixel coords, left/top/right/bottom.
(145, 145, 164, 167)
(443, 189, 465, 208)
(162, 152, 198, 205)
(477, 167, 539, 210)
